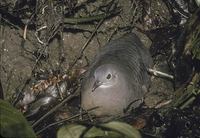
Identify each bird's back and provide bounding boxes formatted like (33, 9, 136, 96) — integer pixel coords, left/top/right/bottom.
(90, 33, 153, 90)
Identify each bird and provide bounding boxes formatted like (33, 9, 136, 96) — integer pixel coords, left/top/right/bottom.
(81, 33, 153, 121)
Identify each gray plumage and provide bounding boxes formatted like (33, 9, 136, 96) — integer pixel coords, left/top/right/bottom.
(81, 33, 153, 120)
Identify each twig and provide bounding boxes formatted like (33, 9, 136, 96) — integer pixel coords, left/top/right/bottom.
(64, 10, 120, 24)
(64, 14, 106, 24)
(31, 46, 48, 71)
(35, 26, 47, 44)
(23, 13, 35, 40)
(172, 1, 189, 18)
(70, 18, 104, 68)
(1, 17, 21, 30)
(36, 107, 98, 134)
(148, 68, 174, 80)
(56, 83, 63, 100)
(0, 80, 3, 99)
(154, 99, 172, 108)
(70, 0, 119, 69)
(42, 5, 48, 14)
(23, 25, 28, 40)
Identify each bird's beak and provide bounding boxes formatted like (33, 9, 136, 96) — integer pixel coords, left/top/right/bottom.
(92, 80, 102, 92)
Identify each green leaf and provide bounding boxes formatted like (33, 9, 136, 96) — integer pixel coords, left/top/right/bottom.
(84, 126, 122, 138)
(57, 124, 87, 138)
(0, 99, 36, 138)
(57, 121, 141, 138)
(99, 121, 141, 138)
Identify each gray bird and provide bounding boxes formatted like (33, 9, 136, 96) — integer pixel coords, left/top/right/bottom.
(81, 33, 153, 120)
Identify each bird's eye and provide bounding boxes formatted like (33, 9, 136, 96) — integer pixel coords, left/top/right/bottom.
(106, 73, 112, 79)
